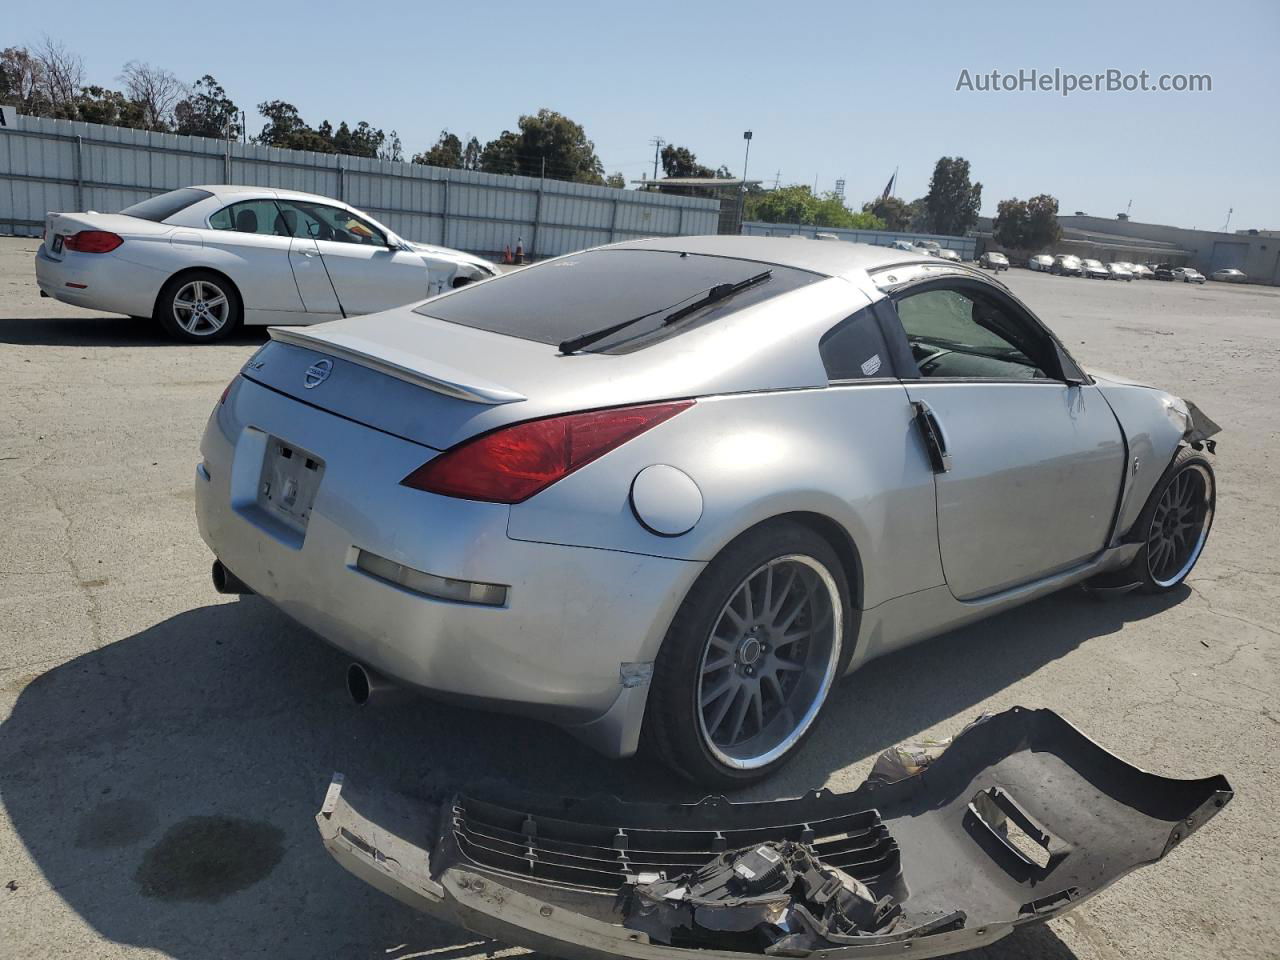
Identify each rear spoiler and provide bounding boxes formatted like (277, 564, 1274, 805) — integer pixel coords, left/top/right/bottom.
(269, 326, 526, 405)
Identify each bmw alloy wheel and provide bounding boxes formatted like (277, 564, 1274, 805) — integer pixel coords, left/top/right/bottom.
(696, 555, 842, 769)
(171, 279, 231, 337)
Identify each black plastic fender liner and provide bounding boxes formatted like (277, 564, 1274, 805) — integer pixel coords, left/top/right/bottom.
(316, 708, 1232, 959)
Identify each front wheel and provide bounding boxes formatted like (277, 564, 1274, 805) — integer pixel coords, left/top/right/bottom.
(1131, 448, 1216, 592)
(645, 521, 850, 787)
(156, 271, 242, 343)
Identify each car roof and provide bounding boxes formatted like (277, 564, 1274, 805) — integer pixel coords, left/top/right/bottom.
(606, 234, 959, 281)
(190, 184, 348, 205)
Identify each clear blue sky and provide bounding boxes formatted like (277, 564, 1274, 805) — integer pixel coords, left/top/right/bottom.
(10, 0, 1279, 229)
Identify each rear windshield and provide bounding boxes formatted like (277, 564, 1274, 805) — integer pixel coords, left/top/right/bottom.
(414, 249, 822, 354)
(119, 187, 213, 223)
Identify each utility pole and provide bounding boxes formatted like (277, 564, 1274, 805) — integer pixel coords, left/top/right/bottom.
(1221, 207, 1233, 232)
(740, 131, 753, 235)
(649, 136, 666, 180)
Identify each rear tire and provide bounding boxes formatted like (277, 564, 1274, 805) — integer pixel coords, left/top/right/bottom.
(645, 520, 851, 787)
(155, 271, 242, 343)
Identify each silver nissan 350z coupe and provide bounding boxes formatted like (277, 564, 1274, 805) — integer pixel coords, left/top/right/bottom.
(195, 236, 1219, 786)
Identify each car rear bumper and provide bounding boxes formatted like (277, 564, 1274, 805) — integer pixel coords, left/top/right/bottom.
(195, 377, 704, 757)
(34, 243, 163, 316)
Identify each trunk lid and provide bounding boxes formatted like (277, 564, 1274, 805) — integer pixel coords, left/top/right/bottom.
(44, 212, 173, 259)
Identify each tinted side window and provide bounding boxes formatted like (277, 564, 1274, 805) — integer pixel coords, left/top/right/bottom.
(819, 309, 892, 380)
(895, 287, 1048, 380)
(209, 200, 286, 236)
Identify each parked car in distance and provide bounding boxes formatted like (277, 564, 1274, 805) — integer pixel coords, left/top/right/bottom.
(1154, 263, 1177, 281)
(1105, 262, 1134, 281)
(1080, 258, 1109, 279)
(936, 248, 961, 262)
(1028, 254, 1055, 272)
(888, 240, 917, 252)
(35, 185, 499, 343)
(1174, 267, 1207, 284)
(914, 239, 941, 255)
(1128, 263, 1154, 279)
(977, 251, 1009, 272)
(1211, 267, 1247, 283)
(198, 236, 1220, 786)
(1051, 254, 1084, 276)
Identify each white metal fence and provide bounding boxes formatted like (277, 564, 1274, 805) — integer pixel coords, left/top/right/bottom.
(742, 221, 977, 260)
(0, 114, 720, 258)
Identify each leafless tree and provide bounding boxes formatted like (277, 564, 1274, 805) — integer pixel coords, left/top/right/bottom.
(33, 36, 83, 116)
(120, 60, 182, 130)
(0, 47, 47, 110)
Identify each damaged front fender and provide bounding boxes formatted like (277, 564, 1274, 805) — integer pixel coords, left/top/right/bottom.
(316, 707, 1231, 959)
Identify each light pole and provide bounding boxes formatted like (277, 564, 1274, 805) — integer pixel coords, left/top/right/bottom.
(740, 131, 753, 232)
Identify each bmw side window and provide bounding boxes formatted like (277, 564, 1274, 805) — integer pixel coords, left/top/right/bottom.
(819, 309, 892, 381)
(276, 200, 384, 246)
(894, 288, 1048, 380)
(209, 200, 284, 236)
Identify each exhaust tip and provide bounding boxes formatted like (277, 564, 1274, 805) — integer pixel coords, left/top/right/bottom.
(211, 560, 252, 595)
(346, 663, 372, 706)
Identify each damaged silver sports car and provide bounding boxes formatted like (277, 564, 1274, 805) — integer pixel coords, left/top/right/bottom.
(317, 708, 1232, 959)
(196, 236, 1220, 786)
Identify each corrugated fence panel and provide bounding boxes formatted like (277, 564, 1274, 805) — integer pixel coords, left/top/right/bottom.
(0, 114, 720, 250)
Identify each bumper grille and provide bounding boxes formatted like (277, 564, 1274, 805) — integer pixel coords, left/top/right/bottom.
(449, 795, 902, 894)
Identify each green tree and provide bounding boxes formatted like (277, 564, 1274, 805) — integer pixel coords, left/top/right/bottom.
(255, 100, 332, 152)
(413, 130, 464, 167)
(74, 85, 147, 127)
(862, 195, 911, 232)
(478, 130, 520, 175)
(992, 197, 1030, 248)
(905, 198, 930, 232)
(606, 172, 626, 189)
(479, 109, 604, 183)
(331, 120, 385, 158)
(746, 185, 884, 229)
(923, 157, 982, 235)
(173, 75, 240, 139)
(1023, 193, 1061, 249)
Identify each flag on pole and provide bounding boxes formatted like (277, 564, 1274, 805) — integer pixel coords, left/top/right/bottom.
(881, 167, 898, 200)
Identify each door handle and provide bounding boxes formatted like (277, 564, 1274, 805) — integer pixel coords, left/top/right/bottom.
(913, 400, 951, 474)
(300, 249, 318, 257)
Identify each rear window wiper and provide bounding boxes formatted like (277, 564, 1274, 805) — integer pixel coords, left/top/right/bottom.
(559, 269, 772, 355)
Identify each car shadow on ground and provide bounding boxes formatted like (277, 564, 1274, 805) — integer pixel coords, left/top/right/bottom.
(0, 314, 268, 347)
(0, 585, 1185, 960)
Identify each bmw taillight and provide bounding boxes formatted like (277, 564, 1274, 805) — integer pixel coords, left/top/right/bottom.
(63, 230, 123, 253)
(401, 401, 694, 503)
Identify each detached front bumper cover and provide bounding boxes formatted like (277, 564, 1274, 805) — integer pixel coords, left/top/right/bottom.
(316, 707, 1231, 959)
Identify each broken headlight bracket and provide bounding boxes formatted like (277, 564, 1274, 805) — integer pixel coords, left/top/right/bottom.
(316, 707, 1231, 959)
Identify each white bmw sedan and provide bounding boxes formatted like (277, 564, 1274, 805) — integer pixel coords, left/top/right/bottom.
(34, 185, 499, 343)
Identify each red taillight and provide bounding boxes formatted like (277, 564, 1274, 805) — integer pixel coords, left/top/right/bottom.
(401, 400, 694, 503)
(63, 230, 123, 254)
(219, 377, 235, 404)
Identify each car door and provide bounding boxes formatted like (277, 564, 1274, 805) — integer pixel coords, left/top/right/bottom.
(205, 199, 307, 315)
(886, 279, 1126, 600)
(274, 199, 430, 315)
(265, 203, 343, 317)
